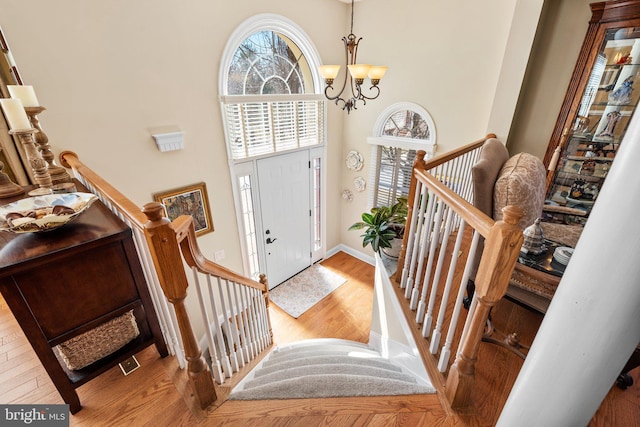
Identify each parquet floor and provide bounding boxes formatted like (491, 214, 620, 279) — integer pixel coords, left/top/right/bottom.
(1, 251, 638, 426)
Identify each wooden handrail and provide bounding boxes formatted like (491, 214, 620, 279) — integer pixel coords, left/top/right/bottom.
(59, 151, 272, 407)
(414, 168, 493, 238)
(395, 133, 496, 284)
(422, 133, 495, 171)
(393, 133, 524, 410)
(171, 214, 267, 292)
(59, 151, 147, 228)
(61, 150, 268, 293)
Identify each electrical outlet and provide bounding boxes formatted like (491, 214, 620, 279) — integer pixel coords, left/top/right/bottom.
(119, 355, 140, 376)
(215, 249, 225, 261)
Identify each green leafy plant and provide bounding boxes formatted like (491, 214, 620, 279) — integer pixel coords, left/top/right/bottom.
(349, 197, 408, 254)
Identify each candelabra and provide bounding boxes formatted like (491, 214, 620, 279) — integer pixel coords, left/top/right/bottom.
(9, 127, 53, 195)
(24, 106, 71, 185)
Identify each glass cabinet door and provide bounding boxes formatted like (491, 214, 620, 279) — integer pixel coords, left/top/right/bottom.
(547, 26, 640, 224)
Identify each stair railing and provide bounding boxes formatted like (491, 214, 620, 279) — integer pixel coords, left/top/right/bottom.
(392, 134, 524, 410)
(59, 152, 273, 410)
(141, 204, 272, 405)
(59, 151, 185, 367)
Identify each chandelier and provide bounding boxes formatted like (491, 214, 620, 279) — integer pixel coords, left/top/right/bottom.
(318, 0, 387, 113)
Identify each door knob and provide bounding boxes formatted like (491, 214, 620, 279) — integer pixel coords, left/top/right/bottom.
(266, 237, 277, 244)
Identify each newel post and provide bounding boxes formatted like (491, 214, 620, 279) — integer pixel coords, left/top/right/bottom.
(259, 273, 274, 341)
(445, 205, 524, 409)
(394, 150, 427, 284)
(142, 202, 217, 409)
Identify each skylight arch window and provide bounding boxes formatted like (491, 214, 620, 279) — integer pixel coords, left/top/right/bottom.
(368, 102, 437, 208)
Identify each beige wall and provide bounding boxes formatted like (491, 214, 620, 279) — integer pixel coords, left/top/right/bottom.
(507, 0, 593, 158)
(338, 0, 538, 255)
(0, 0, 346, 275)
(0, 0, 545, 269)
(0, 0, 562, 341)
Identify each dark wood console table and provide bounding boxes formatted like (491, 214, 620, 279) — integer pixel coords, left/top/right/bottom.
(507, 240, 566, 314)
(0, 189, 168, 413)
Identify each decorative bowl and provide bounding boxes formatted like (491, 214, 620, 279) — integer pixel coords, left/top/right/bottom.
(0, 192, 98, 233)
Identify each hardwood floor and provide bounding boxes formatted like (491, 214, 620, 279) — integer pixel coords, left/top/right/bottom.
(1, 251, 638, 426)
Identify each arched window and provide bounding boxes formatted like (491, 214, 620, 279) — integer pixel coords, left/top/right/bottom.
(220, 15, 324, 161)
(368, 102, 437, 208)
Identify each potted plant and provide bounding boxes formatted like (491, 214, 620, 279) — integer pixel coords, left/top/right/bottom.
(349, 197, 408, 258)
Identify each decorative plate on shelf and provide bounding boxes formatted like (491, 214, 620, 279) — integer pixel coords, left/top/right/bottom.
(553, 246, 574, 265)
(346, 150, 364, 171)
(353, 176, 366, 192)
(0, 192, 98, 233)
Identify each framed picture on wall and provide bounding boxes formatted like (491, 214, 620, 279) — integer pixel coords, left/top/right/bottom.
(153, 182, 213, 236)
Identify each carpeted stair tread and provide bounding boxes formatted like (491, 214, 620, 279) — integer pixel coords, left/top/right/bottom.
(270, 339, 372, 354)
(265, 348, 382, 365)
(256, 354, 403, 377)
(242, 363, 419, 389)
(230, 373, 435, 400)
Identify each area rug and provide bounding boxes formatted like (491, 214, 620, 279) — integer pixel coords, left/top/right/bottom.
(269, 264, 347, 318)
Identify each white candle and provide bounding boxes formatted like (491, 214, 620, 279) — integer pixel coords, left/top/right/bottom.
(0, 98, 32, 130)
(7, 85, 40, 107)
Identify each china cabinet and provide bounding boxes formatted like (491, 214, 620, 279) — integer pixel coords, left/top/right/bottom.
(545, 0, 640, 224)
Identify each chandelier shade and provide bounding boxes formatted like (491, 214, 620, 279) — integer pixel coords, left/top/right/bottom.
(319, 0, 387, 113)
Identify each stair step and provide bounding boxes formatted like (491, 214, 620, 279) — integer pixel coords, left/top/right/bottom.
(230, 373, 435, 400)
(242, 363, 419, 390)
(270, 338, 373, 356)
(256, 354, 402, 378)
(264, 349, 383, 366)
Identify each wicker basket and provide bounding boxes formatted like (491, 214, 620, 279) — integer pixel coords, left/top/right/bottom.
(55, 310, 140, 370)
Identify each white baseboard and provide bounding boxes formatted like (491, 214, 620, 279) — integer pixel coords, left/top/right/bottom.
(326, 244, 375, 265)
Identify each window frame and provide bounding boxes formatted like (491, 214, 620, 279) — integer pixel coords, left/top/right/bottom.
(367, 102, 437, 209)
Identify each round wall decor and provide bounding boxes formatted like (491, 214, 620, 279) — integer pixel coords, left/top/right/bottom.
(346, 150, 364, 171)
(353, 176, 366, 192)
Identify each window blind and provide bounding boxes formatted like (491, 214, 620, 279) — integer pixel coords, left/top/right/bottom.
(224, 99, 324, 160)
(374, 146, 416, 207)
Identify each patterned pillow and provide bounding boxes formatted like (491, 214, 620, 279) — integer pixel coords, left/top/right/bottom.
(493, 153, 546, 229)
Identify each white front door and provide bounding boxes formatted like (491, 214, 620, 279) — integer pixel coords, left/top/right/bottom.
(257, 150, 311, 288)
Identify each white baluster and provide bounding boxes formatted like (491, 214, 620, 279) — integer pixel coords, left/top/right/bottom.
(409, 190, 433, 306)
(401, 181, 425, 290)
(438, 228, 479, 372)
(430, 217, 465, 353)
(422, 204, 454, 337)
(415, 196, 444, 323)
(217, 277, 239, 373)
(192, 268, 224, 383)
(406, 185, 429, 301)
(203, 274, 230, 381)
(240, 286, 256, 358)
(230, 281, 250, 362)
(225, 280, 246, 367)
